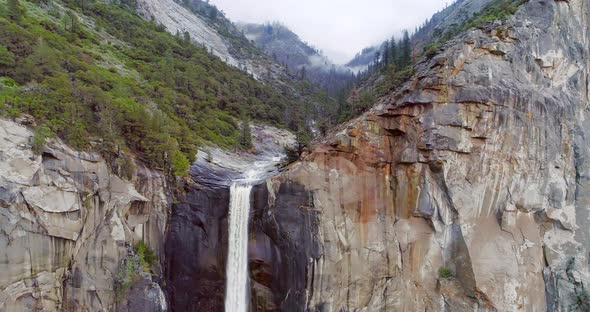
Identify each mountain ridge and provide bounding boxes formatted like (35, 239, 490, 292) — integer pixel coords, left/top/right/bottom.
(238, 21, 356, 96)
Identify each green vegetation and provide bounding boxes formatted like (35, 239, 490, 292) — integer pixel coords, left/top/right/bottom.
(238, 119, 253, 150)
(574, 290, 590, 312)
(438, 267, 455, 279)
(0, 0, 312, 176)
(31, 124, 54, 154)
(135, 240, 157, 272)
(338, 89, 376, 120)
(114, 254, 139, 302)
(334, 31, 414, 122)
(335, 0, 526, 125)
(284, 145, 300, 163)
(7, 0, 22, 21)
(465, 0, 525, 28)
(116, 156, 136, 181)
(114, 241, 157, 301)
(424, 0, 526, 58)
(423, 43, 440, 59)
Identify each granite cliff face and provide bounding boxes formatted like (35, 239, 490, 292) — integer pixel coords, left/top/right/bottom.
(261, 0, 590, 310)
(0, 119, 168, 311)
(154, 0, 590, 311)
(1, 0, 589, 311)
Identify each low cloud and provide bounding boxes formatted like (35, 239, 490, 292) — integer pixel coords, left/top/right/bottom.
(211, 0, 450, 64)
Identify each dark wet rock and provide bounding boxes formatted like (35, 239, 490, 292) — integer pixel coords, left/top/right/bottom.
(164, 179, 319, 312)
(165, 184, 230, 312)
(250, 182, 321, 312)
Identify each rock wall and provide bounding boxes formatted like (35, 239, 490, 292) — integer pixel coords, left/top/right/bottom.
(266, 0, 590, 310)
(164, 124, 304, 311)
(0, 119, 168, 311)
(164, 177, 320, 312)
(165, 182, 229, 311)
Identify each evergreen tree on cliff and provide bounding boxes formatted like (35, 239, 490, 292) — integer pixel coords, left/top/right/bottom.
(400, 30, 412, 67)
(239, 119, 252, 150)
(389, 36, 398, 67)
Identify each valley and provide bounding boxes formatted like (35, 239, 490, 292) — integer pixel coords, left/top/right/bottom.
(0, 0, 589, 311)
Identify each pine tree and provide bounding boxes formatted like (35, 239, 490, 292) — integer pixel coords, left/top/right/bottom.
(238, 120, 252, 150)
(401, 30, 412, 67)
(7, 0, 22, 22)
(299, 66, 306, 80)
(373, 51, 381, 68)
(389, 36, 398, 68)
(97, 101, 121, 154)
(382, 40, 390, 67)
(65, 11, 80, 34)
(295, 123, 311, 156)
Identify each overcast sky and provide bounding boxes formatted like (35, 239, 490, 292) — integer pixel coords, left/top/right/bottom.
(209, 0, 450, 64)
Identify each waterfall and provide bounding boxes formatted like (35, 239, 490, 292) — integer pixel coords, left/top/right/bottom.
(225, 182, 253, 312)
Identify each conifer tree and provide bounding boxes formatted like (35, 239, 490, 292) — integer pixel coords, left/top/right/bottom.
(299, 66, 306, 80)
(401, 30, 412, 67)
(382, 40, 390, 67)
(389, 36, 398, 67)
(7, 0, 22, 22)
(373, 50, 381, 69)
(238, 119, 252, 150)
(65, 11, 80, 34)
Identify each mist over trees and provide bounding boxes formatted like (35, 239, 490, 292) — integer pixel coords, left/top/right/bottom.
(240, 22, 357, 97)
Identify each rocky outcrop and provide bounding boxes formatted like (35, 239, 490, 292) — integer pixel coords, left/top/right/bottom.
(0, 119, 168, 311)
(3, 0, 587, 311)
(135, 0, 241, 68)
(263, 0, 590, 310)
(135, 0, 285, 81)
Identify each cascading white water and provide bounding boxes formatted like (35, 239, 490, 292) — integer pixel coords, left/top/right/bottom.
(224, 158, 283, 312)
(224, 182, 253, 312)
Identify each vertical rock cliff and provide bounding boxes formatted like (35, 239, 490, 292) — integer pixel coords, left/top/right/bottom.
(262, 0, 590, 310)
(0, 119, 168, 311)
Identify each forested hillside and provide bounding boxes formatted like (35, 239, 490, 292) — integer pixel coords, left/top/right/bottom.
(239, 22, 356, 97)
(0, 0, 315, 175)
(336, 0, 527, 122)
